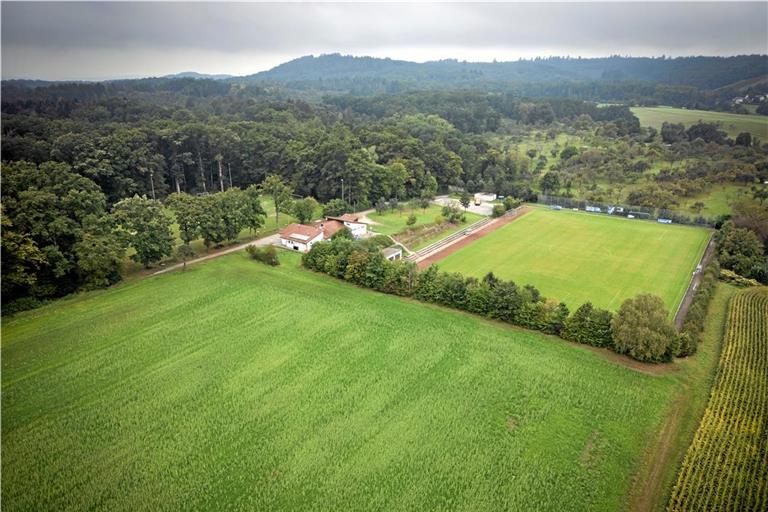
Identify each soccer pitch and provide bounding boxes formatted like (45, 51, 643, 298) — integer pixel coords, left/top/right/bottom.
(437, 208, 711, 312)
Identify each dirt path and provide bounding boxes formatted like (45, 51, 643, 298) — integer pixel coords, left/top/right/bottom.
(629, 392, 687, 512)
(151, 234, 280, 276)
(674, 236, 717, 329)
(416, 206, 532, 268)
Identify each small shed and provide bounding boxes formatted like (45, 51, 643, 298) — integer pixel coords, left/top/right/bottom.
(382, 246, 403, 261)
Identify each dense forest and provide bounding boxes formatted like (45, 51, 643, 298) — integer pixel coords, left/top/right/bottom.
(2, 55, 768, 310)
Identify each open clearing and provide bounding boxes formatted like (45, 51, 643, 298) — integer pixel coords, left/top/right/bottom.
(631, 106, 768, 139)
(2, 251, 680, 511)
(437, 208, 710, 312)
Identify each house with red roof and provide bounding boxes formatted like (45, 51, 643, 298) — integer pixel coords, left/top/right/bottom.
(278, 224, 324, 252)
(278, 213, 368, 252)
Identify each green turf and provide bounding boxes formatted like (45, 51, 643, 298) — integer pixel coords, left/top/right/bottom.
(2, 251, 677, 511)
(631, 106, 768, 139)
(438, 208, 710, 313)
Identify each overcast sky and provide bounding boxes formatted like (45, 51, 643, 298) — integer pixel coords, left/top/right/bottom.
(2, 1, 767, 81)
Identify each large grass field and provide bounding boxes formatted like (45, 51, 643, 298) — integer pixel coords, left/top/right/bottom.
(2, 251, 682, 511)
(438, 208, 710, 312)
(631, 106, 768, 139)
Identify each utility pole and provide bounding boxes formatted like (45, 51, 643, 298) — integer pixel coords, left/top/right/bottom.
(341, 178, 344, 204)
(149, 170, 156, 200)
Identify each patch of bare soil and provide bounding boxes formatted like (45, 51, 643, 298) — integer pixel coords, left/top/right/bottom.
(416, 206, 533, 268)
(580, 430, 601, 469)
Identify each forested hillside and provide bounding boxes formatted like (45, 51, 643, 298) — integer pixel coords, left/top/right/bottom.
(246, 54, 768, 89)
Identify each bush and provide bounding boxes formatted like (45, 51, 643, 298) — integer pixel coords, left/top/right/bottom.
(3, 296, 46, 315)
(503, 197, 522, 210)
(491, 204, 506, 218)
(719, 268, 762, 287)
(406, 213, 417, 227)
(441, 204, 465, 224)
(611, 294, 678, 363)
(322, 199, 352, 217)
(245, 245, 280, 266)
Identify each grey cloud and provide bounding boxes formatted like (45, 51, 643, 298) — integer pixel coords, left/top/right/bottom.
(2, 2, 766, 80)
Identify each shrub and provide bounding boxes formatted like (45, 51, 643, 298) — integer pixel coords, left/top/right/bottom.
(322, 199, 352, 217)
(246, 245, 280, 266)
(406, 213, 417, 227)
(503, 197, 522, 210)
(719, 268, 761, 287)
(441, 204, 465, 224)
(491, 204, 506, 218)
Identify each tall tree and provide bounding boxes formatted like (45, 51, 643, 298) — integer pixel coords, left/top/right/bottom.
(166, 192, 201, 245)
(611, 294, 678, 362)
(260, 175, 293, 227)
(112, 196, 174, 268)
(293, 197, 319, 224)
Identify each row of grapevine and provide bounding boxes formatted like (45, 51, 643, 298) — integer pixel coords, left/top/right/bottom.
(668, 287, 768, 511)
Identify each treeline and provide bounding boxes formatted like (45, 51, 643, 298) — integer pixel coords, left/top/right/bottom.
(1, 160, 267, 312)
(302, 236, 688, 363)
(329, 92, 640, 134)
(3, 86, 645, 209)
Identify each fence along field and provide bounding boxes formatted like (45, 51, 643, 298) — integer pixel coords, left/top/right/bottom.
(667, 287, 768, 512)
(1, 252, 678, 512)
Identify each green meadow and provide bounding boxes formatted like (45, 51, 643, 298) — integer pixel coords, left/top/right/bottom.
(631, 106, 768, 139)
(438, 208, 710, 312)
(368, 205, 484, 250)
(3, 251, 678, 512)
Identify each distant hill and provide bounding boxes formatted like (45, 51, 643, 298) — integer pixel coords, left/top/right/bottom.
(237, 53, 768, 92)
(163, 71, 234, 80)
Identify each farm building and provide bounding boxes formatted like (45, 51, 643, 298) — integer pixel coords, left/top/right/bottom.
(382, 246, 403, 261)
(279, 224, 324, 252)
(324, 214, 368, 239)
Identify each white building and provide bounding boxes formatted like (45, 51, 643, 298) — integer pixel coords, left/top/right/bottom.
(382, 247, 403, 261)
(325, 214, 368, 239)
(278, 223, 324, 252)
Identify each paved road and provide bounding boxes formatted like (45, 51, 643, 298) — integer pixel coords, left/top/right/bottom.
(152, 233, 281, 276)
(674, 236, 717, 330)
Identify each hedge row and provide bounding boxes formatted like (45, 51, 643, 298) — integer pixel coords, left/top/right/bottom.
(302, 237, 618, 355)
(678, 259, 720, 356)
